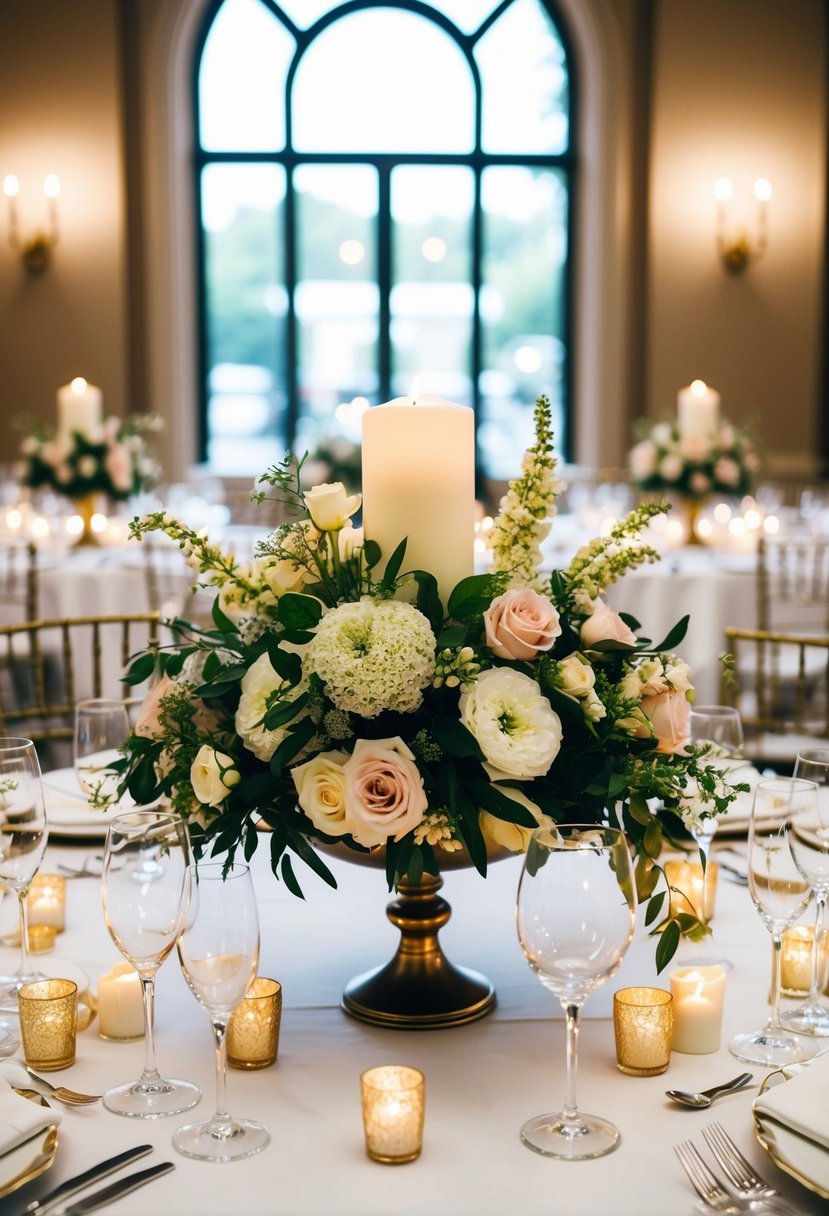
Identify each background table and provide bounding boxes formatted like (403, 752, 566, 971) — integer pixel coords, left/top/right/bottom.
(4, 831, 827, 1216)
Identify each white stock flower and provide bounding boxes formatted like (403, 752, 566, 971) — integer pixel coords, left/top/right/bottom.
(459, 667, 562, 779)
(190, 745, 240, 807)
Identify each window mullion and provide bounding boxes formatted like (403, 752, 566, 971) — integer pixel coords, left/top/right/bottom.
(284, 164, 299, 450)
(377, 164, 392, 405)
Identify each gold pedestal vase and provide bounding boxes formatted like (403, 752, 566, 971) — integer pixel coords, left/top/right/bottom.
(70, 492, 103, 546)
(342, 870, 496, 1030)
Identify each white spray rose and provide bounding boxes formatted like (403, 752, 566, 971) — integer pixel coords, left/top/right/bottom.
(190, 745, 240, 808)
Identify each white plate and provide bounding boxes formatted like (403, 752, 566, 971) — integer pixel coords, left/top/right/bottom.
(41, 769, 135, 839)
(0, 1091, 58, 1199)
(754, 1112, 829, 1200)
(0, 952, 90, 1001)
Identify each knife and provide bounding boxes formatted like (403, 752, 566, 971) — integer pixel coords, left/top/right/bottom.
(57, 1161, 175, 1216)
(20, 1145, 153, 1215)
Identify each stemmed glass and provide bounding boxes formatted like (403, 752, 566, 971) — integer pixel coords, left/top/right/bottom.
(683, 705, 745, 967)
(74, 699, 131, 810)
(782, 749, 829, 1036)
(173, 861, 269, 1161)
(0, 738, 49, 1024)
(102, 809, 201, 1117)
(516, 825, 636, 1159)
(729, 777, 821, 1066)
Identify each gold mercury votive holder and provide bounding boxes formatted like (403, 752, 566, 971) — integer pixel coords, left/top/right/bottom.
(613, 987, 674, 1076)
(18, 978, 78, 1071)
(227, 977, 282, 1069)
(779, 925, 829, 997)
(663, 858, 718, 921)
(360, 1065, 425, 1164)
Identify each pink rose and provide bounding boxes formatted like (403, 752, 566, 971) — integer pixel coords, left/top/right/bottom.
(135, 673, 224, 738)
(343, 737, 428, 847)
(636, 691, 691, 755)
(580, 599, 637, 649)
(484, 588, 562, 661)
(105, 443, 134, 493)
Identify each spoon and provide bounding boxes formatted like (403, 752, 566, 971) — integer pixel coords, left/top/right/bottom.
(665, 1071, 754, 1108)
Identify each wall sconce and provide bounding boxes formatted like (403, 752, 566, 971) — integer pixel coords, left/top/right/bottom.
(714, 176, 771, 274)
(3, 173, 61, 274)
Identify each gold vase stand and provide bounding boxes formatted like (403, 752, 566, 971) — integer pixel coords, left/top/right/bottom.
(342, 872, 496, 1030)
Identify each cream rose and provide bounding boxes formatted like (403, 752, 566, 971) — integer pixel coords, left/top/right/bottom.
(459, 667, 562, 779)
(292, 750, 351, 835)
(303, 481, 361, 532)
(480, 787, 553, 853)
(190, 745, 240, 807)
(633, 690, 691, 755)
(484, 588, 562, 661)
(555, 653, 596, 699)
(580, 599, 637, 649)
(342, 737, 428, 846)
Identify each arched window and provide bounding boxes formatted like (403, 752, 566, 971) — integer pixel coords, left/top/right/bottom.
(193, 0, 574, 479)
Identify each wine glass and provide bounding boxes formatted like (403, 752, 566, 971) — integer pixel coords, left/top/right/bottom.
(0, 738, 49, 1026)
(781, 749, 829, 1036)
(74, 698, 131, 810)
(515, 825, 636, 1159)
(729, 777, 821, 1066)
(173, 861, 269, 1161)
(102, 809, 201, 1117)
(682, 705, 745, 967)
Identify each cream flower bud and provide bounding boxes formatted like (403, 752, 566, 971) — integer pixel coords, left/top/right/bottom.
(190, 745, 240, 808)
(303, 481, 362, 531)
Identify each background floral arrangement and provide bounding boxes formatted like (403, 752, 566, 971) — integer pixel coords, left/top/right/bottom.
(121, 396, 739, 970)
(18, 412, 163, 501)
(628, 415, 760, 500)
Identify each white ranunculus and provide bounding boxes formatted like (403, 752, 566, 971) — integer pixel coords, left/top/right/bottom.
(303, 481, 361, 531)
(459, 667, 562, 779)
(190, 745, 240, 808)
(235, 651, 306, 762)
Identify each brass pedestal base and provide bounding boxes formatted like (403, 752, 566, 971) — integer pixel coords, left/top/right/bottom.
(342, 873, 496, 1029)
(71, 493, 102, 546)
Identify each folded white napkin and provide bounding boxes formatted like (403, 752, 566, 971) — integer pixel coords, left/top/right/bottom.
(753, 1052, 829, 1149)
(0, 1059, 61, 1155)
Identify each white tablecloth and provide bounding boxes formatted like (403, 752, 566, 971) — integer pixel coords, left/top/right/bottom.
(4, 835, 827, 1216)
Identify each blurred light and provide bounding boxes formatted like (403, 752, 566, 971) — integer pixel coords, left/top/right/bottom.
(30, 516, 50, 540)
(753, 178, 772, 202)
(2, 174, 19, 198)
(421, 236, 446, 263)
(713, 502, 732, 524)
(339, 239, 364, 266)
(335, 396, 370, 425)
(713, 177, 734, 202)
(763, 514, 780, 534)
(514, 345, 542, 374)
(43, 174, 61, 199)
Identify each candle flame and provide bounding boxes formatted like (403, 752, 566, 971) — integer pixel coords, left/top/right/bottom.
(690, 379, 708, 396)
(70, 377, 88, 394)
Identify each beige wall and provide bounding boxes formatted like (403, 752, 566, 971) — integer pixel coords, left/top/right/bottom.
(0, 0, 127, 462)
(647, 0, 826, 476)
(0, 0, 825, 480)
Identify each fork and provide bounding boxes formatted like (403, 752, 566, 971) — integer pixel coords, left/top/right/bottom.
(675, 1140, 757, 1213)
(702, 1122, 802, 1216)
(25, 1065, 102, 1105)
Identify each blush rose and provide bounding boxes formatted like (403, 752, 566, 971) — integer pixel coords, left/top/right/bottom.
(484, 588, 562, 661)
(342, 737, 428, 847)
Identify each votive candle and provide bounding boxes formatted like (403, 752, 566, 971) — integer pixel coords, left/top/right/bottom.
(96, 962, 145, 1040)
(664, 859, 718, 921)
(780, 925, 829, 997)
(360, 1065, 425, 1164)
(227, 977, 282, 1069)
(669, 965, 727, 1054)
(613, 987, 674, 1076)
(27, 873, 66, 931)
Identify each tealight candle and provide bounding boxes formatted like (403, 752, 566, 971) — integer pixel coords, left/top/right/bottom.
(227, 977, 282, 1069)
(362, 393, 475, 606)
(96, 962, 145, 1041)
(613, 987, 674, 1076)
(663, 859, 718, 922)
(360, 1065, 425, 1164)
(780, 925, 829, 997)
(669, 965, 727, 1054)
(27, 874, 66, 931)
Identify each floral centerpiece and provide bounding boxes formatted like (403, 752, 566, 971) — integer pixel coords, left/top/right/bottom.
(18, 412, 162, 501)
(120, 396, 740, 972)
(628, 415, 760, 501)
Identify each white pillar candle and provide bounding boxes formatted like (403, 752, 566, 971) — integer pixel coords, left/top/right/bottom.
(27, 874, 66, 931)
(677, 379, 720, 440)
(669, 964, 726, 1053)
(361, 393, 475, 606)
(96, 962, 145, 1040)
(57, 377, 103, 437)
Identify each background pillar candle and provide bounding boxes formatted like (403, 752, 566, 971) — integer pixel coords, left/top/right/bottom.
(677, 380, 720, 440)
(57, 377, 103, 437)
(361, 394, 475, 606)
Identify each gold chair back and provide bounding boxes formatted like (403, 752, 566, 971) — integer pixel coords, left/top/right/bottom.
(0, 540, 39, 622)
(0, 611, 162, 769)
(757, 534, 829, 632)
(721, 625, 829, 768)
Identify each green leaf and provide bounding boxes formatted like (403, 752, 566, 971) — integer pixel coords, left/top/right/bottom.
(655, 919, 681, 973)
(211, 597, 236, 633)
(123, 651, 157, 687)
(652, 615, 690, 652)
(362, 539, 381, 569)
(287, 832, 338, 888)
(269, 717, 317, 776)
(277, 593, 323, 631)
(471, 780, 538, 827)
(644, 890, 666, 926)
(430, 717, 484, 759)
(280, 854, 304, 898)
(628, 792, 652, 827)
(447, 574, 496, 620)
(263, 689, 309, 730)
(413, 570, 443, 631)
(265, 640, 302, 685)
(378, 537, 408, 591)
(643, 819, 663, 859)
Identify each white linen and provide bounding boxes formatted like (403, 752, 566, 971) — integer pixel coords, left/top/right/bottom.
(0, 1060, 61, 1156)
(42, 768, 133, 836)
(8, 840, 827, 1215)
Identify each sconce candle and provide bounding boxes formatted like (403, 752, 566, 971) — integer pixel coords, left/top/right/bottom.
(57, 377, 103, 438)
(677, 380, 720, 440)
(362, 392, 474, 606)
(669, 965, 727, 1054)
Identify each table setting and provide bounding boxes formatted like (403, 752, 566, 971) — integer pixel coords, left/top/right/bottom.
(0, 391, 828, 1214)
